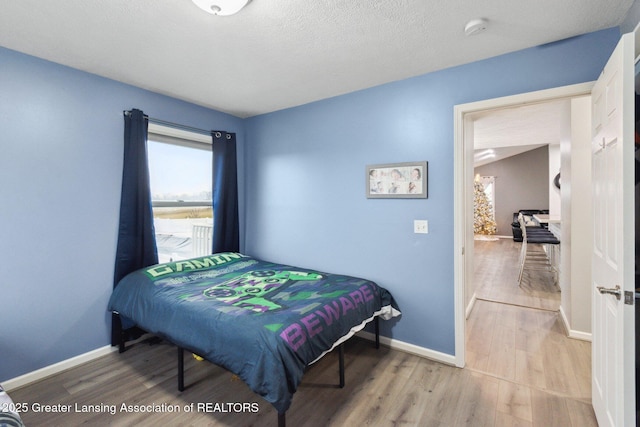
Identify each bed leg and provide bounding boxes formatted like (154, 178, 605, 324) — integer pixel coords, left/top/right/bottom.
(178, 346, 185, 392)
(374, 316, 380, 349)
(111, 313, 126, 353)
(278, 411, 286, 427)
(338, 343, 345, 388)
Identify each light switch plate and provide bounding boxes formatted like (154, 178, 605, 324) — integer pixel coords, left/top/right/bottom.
(414, 220, 428, 234)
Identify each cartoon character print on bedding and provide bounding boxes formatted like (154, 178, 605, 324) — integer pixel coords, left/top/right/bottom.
(138, 253, 385, 357)
(202, 269, 324, 312)
(144, 253, 352, 315)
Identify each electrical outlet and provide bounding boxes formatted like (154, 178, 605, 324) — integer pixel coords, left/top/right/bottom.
(414, 220, 428, 234)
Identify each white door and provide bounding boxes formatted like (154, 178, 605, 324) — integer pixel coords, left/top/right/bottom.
(591, 32, 635, 427)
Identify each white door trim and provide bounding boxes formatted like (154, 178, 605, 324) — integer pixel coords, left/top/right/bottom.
(453, 81, 594, 368)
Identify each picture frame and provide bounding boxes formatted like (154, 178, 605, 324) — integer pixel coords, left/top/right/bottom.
(366, 161, 428, 199)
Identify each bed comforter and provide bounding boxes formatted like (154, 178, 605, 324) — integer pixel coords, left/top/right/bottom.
(108, 252, 400, 413)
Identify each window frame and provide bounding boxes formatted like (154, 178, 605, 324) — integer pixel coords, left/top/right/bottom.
(147, 123, 213, 209)
(147, 123, 214, 262)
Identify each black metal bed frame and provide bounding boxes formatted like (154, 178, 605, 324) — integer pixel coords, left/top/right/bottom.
(115, 314, 381, 427)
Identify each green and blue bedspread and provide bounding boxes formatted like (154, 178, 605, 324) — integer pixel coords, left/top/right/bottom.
(108, 252, 400, 413)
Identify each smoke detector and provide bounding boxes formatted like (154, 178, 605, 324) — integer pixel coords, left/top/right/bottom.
(464, 18, 488, 36)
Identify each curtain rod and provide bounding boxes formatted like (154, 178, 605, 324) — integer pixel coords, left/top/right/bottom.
(123, 110, 212, 137)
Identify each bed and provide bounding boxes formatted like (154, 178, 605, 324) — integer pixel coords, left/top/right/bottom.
(108, 252, 400, 425)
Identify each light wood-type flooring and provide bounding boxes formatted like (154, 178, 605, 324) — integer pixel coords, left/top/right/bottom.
(9, 238, 594, 426)
(473, 237, 560, 311)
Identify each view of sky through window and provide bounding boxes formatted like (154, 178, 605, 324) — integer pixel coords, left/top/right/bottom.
(147, 140, 212, 201)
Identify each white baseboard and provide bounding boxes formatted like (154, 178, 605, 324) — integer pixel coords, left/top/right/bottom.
(567, 329, 592, 342)
(358, 331, 457, 366)
(465, 292, 477, 319)
(559, 306, 592, 342)
(2, 345, 117, 392)
(4, 333, 458, 392)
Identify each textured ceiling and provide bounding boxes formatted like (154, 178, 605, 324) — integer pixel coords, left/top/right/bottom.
(473, 100, 569, 166)
(0, 0, 633, 118)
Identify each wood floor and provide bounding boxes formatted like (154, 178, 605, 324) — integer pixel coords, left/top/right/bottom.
(473, 238, 560, 311)
(9, 238, 595, 426)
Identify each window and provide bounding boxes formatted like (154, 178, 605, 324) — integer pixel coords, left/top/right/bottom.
(147, 123, 212, 262)
(479, 175, 496, 221)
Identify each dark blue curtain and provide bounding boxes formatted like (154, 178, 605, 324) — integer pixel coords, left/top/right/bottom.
(212, 131, 239, 253)
(112, 108, 158, 345)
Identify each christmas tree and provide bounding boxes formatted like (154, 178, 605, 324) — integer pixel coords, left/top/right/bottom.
(474, 181, 497, 235)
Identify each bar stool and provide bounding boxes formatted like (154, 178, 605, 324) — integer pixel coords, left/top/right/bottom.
(517, 213, 560, 287)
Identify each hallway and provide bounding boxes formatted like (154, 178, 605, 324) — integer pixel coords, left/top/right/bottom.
(465, 238, 595, 425)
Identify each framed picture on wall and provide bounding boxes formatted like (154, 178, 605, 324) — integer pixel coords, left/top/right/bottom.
(366, 161, 428, 198)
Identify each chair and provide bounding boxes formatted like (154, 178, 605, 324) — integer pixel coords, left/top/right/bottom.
(511, 209, 549, 241)
(517, 213, 560, 287)
(192, 223, 214, 257)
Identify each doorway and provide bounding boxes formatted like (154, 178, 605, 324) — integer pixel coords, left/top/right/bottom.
(470, 101, 564, 312)
(453, 82, 594, 367)
(453, 84, 596, 423)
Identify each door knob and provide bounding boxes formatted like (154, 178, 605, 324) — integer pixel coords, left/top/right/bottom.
(597, 285, 621, 300)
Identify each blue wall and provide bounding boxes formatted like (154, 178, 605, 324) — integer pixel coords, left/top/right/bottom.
(0, 47, 243, 382)
(243, 28, 620, 354)
(0, 27, 621, 383)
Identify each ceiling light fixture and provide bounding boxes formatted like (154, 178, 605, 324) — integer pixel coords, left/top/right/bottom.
(192, 0, 251, 16)
(464, 18, 488, 36)
(475, 149, 496, 161)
